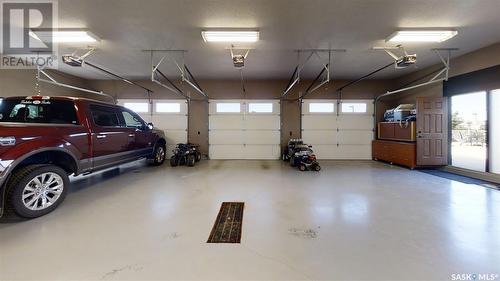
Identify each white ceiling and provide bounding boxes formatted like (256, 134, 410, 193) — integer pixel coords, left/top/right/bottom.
(54, 0, 500, 80)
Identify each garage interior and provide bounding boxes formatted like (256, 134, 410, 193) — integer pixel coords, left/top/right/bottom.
(1, 0, 500, 280)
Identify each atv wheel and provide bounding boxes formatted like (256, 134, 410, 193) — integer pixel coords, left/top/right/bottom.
(187, 155, 196, 167)
(195, 152, 202, 162)
(314, 164, 321, 171)
(170, 156, 179, 167)
(289, 155, 296, 167)
(299, 164, 307, 171)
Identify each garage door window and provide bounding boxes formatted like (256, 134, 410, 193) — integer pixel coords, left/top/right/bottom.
(156, 102, 180, 113)
(249, 103, 273, 113)
(309, 103, 334, 113)
(216, 103, 240, 113)
(123, 102, 149, 113)
(341, 103, 367, 113)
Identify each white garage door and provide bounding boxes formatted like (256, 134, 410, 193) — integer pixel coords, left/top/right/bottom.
(302, 99, 374, 159)
(209, 100, 281, 159)
(118, 99, 188, 157)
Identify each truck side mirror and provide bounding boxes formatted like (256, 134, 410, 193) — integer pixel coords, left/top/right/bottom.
(147, 123, 154, 130)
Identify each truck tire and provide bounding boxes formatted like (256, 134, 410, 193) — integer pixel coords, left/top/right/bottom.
(187, 155, 196, 167)
(150, 143, 166, 166)
(7, 164, 69, 218)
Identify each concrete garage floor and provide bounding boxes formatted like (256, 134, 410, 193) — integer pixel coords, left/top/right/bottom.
(1, 160, 499, 280)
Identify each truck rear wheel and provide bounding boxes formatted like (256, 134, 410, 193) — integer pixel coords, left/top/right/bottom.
(7, 164, 69, 218)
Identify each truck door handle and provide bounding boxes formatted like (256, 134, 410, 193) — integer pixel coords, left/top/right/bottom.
(128, 134, 135, 138)
(96, 134, 107, 139)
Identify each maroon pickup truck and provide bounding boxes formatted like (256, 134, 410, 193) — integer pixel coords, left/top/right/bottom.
(0, 96, 167, 218)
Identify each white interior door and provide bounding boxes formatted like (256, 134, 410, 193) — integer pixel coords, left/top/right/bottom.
(302, 99, 374, 159)
(209, 100, 280, 159)
(118, 99, 188, 157)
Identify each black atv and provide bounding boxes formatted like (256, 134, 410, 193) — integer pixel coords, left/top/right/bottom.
(170, 143, 202, 167)
(282, 138, 305, 161)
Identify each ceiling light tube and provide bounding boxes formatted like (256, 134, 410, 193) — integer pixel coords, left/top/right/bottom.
(201, 30, 259, 43)
(29, 29, 100, 43)
(387, 30, 457, 43)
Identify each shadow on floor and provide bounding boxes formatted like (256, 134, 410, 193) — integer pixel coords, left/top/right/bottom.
(0, 162, 146, 224)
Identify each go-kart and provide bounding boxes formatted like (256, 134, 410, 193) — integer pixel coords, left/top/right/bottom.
(289, 145, 321, 172)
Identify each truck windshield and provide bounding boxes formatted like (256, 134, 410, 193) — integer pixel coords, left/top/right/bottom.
(0, 98, 79, 125)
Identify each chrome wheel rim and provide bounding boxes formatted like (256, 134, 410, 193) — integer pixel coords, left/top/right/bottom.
(156, 146, 165, 162)
(22, 172, 64, 211)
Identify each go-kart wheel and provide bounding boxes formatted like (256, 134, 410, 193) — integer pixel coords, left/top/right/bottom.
(314, 164, 321, 171)
(170, 156, 179, 167)
(187, 155, 196, 167)
(299, 164, 307, 171)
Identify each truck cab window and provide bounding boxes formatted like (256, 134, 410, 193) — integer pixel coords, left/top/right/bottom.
(121, 111, 144, 129)
(0, 99, 78, 124)
(91, 105, 120, 127)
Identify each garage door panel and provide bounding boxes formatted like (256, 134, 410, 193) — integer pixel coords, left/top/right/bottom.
(303, 99, 374, 160)
(209, 145, 245, 159)
(334, 145, 372, 159)
(152, 115, 187, 130)
(164, 130, 187, 145)
(244, 131, 280, 144)
(302, 115, 337, 130)
(337, 115, 373, 130)
(209, 130, 243, 145)
(245, 115, 280, 130)
(209, 115, 243, 130)
(209, 99, 280, 159)
(243, 145, 281, 159)
(338, 131, 374, 145)
(311, 145, 339, 159)
(302, 130, 338, 145)
(137, 114, 152, 123)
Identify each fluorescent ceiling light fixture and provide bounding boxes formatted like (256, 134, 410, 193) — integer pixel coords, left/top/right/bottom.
(30, 29, 99, 43)
(202, 30, 259, 42)
(387, 30, 457, 43)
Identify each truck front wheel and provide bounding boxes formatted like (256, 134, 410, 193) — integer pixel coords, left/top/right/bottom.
(150, 144, 166, 166)
(7, 165, 69, 218)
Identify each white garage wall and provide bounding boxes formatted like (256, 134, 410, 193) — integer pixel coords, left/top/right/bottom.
(209, 100, 281, 159)
(117, 99, 188, 157)
(302, 99, 374, 159)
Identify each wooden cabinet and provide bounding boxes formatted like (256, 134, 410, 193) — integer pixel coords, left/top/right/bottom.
(378, 122, 416, 141)
(372, 140, 417, 169)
